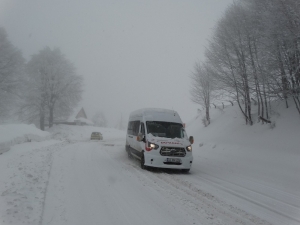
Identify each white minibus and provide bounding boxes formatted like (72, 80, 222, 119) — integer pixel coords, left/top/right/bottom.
(126, 108, 194, 172)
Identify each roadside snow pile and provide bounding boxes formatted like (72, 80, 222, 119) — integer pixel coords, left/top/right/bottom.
(0, 124, 125, 225)
(0, 124, 50, 154)
(187, 101, 300, 155)
(186, 100, 300, 224)
(47, 124, 125, 142)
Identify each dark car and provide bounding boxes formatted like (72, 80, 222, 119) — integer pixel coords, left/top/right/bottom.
(91, 132, 103, 140)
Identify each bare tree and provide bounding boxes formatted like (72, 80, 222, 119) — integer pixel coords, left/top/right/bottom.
(0, 27, 24, 120)
(247, 0, 300, 114)
(192, 0, 300, 127)
(19, 47, 83, 130)
(206, 3, 254, 125)
(190, 62, 213, 126)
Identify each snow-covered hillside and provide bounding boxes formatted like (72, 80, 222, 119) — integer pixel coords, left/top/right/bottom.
(185, 101, 300, 224)
(187, 101, 300, 156)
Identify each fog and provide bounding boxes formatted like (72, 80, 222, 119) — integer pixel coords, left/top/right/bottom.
(0, 0, 232, 126)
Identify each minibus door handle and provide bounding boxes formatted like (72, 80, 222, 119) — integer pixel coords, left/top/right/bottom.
(128, 135, 133, 138)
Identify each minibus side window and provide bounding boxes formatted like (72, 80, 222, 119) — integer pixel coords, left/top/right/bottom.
(127, 121, 133, 135)
(140, 123, 145, 135)
(132, 121, 140, 136)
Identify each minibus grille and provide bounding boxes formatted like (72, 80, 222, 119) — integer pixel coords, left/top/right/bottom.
(160, 147, 186, 157)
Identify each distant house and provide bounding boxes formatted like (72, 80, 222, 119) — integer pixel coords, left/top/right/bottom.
(74, 108, 93, 126)
(75, 107, 87, 120)
(54, 107, 94, 126)
(74, 117, 94, 126)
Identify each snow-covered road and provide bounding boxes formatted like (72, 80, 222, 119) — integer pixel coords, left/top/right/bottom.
(35, 138, 281, 225)
(42, 139, 264, 225)
(0, 122, 299, 225)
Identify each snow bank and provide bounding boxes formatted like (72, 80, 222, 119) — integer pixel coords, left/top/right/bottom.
(47, 124, 125, 142)
(187, 101, 300, 156)
(185, 100, 300, 224)
(0, 123, 125, 155)
(0, 124, 50, 154)
(0, 140, 66, 225)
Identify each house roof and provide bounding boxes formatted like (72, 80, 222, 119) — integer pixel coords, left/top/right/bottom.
(67, 107, 88, 123)
(75, 107, 87, 119)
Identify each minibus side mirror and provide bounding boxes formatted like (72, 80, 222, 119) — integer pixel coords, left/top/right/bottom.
(137, 133, 144, 142)
(189, 136, 194, 144)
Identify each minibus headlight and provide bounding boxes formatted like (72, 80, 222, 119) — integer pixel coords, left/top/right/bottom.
(145, 141, 159, 151)
(186, 145, 192, 152)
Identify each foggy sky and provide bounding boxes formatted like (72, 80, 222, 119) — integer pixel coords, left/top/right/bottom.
(0, 0, 232, 127)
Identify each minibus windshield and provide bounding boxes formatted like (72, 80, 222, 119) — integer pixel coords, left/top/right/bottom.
(146, 121, 185, 138)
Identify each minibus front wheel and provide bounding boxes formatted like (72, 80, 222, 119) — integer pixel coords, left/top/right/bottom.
(141, 152, 147, 170)
(127, 148, 133, 159)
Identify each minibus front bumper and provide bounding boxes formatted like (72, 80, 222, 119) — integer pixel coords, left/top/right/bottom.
(144, 153, 193, 169)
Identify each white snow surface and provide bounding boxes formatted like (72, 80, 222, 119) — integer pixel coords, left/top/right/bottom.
(0, 124, 50, 154)
(0, 124, 49, 143)
(74, 117, 94, 125)
(47, 124, 124, 141)
(0, 101, 299, 225)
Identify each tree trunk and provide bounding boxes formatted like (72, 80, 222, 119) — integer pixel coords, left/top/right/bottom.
(277, 45, 289, 108)
(205, 104, 210, 125)
(49, 106, 54, 128)
(248, 37, 261, 123)
(244, 96, 248, 124)
(247, 96, 253, 125)
(40, 109, 45, 131)
(292, 96, 300, 114)
(263, 83, 269, 119)
(237, 97, 248, 123)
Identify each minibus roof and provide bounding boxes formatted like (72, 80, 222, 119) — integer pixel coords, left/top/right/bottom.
(129, 108, 182, 123)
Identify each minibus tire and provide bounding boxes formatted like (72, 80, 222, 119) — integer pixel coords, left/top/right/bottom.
(141, 153, 147, 170)
(182, 169, 190, 173)
(127, 148, 132, 159)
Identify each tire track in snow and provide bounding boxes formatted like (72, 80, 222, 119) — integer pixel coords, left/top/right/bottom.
(191, 172, 300, 225)
(121, 142, 299, 225)
(38, 141, 71, 225)
(38, 151, 53, 225)
(144, 169, 272, 225)
(114, 150, 271, 225)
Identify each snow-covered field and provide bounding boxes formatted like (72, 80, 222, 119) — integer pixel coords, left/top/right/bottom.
(0, 101, 299, 225)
